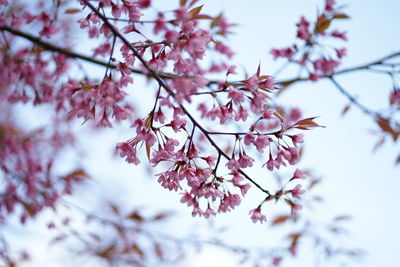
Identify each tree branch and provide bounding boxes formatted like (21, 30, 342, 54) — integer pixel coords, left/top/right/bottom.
(82, 0, 271, 196)
(2, 24, 400, 90)
(328, 76, 377, 117)
(2, 22, 397, 190)
(0, 25, 175, 80)
(278, 51, 400, 86)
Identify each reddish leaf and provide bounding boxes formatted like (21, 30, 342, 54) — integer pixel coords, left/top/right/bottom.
(288, 232, 302, 256)
(210, 14, 221, 29)
(152, 212, 173, 221)
(130, 244, 144, 258)
(284, 198, 293, 206)
(333, 13, 350, 19)
(65, 169, 89, 182)
(316, 14, 331, 33)
(109, 203, 120, 215)
(192, 14, 213, 20)
(96, 244, 116, 259)
(279, 80, 295, 89)
(258, 75, 273, 80)
(341, 104, 351, 117)
(64, 8, 80, 14)
(292, 117, 325, 130)
(146, 143, 151, 162)
(69, 169, 88, 178)
(376, 117, 399, 141)
(308, 178, 321, 190)
(127, 210, 144, 222)
(271, 215, 290, 226)
(189, 4, 204, 17)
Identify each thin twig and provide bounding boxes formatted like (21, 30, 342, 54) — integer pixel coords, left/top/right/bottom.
(328, 76, 377, 117)
(0, 25, 175, 80)
(2, 25, 400, 89)
(2, 22, 398, 192)
(83, 0, 271, 196)
(279, 51, 400, 86)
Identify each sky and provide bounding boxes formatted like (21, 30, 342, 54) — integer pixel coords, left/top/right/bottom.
(4, 0, 400, 266)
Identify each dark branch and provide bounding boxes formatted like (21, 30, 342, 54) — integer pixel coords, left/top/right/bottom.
(0, 25, 175, 80)
(278, 51, 400, 86)
(328, 76, 377, 117)
(83, 0, 271, 196)
(2, 24, 400, 90)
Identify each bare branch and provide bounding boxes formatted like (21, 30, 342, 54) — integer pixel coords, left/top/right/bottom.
(328, 76, 377, 117)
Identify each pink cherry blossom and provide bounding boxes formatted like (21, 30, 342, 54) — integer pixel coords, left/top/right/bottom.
(180, 192, 197, 207)
(290, 184, 305, 199)
(272, 256, 283, 266)
(228, 88, 244, 103)
(226, 157, 240, 171)
(254, 135, 270, 153)
(238, 153, 255, 168)
(270, 47, 294, 60)
(203, 205, 217, 218)
(291, 169, 306, 180)
(297, 16, 311, 41)
(249, 207, 267, 223)
(290, 202, 303, 216)
(192, 205, 203, 217)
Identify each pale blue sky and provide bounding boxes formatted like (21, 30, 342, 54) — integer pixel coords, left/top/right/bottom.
(5, 1, 400, 266)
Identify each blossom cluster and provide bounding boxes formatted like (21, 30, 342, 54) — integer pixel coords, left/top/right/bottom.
(0, 118, 87, 223)
(270, 0, 348, 81)
(0, 0, 318, 224)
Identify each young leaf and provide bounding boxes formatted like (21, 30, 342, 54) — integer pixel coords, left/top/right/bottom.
(316, 14, 331, 33)
(130, 244, 144, 258)
(192, 14, 213, 20)
(127, 210, 144, 222)
(179, 0, 188, 7)
(333, 13, 350, 19)
(146, 143, 151, 162)
(210, 14, 222, 29)
(271, 215, 290, 226)
(64, 8, 81, 14)
(376, 117, 399, 141)
(144, 113, 153, 128)
(291, 117, 325, 130)
(341, 103, 351, 117)
(96, 244, 116, 259)
(189, 4, 204, 17)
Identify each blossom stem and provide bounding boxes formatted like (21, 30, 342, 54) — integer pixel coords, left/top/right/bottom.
(83, 0, 272, 196)
(2, 24, 399, 89)
(103, 34, 117, 80)
(328, 76, 376, 117)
